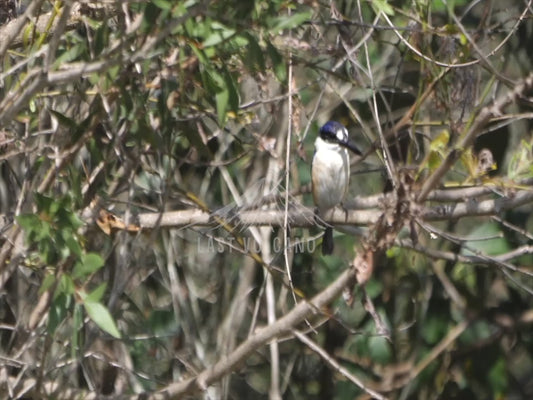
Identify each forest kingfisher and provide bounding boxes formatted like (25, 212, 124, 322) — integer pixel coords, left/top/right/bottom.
(312, 121, 362, 255)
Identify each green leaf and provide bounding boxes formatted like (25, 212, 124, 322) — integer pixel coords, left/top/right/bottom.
(205, 68, 232, 124)
(172, 0, 196, 17)
(222, 67, 239, 113)
(48, 293, 71, 335)
(66, 207, 84, 230)
(203, 22, 237, 47)
(23, 21, 35, 48)
(461, 222, 510, 257)
(73, 253, 105, 280)
(16, 214, 40, 233)
(266, 41, 286, 83)
(152, 0, 172, 10)
(49, 109, 78, 130)
(269, 11, 312, 32)
(61, 231, 81, 257)
(368, 336, 392, 364)
(215, 87, 229, 124)
(82, 298, 121, 338)
(93, 22, 110, 57)
(34, 193, 54, 213)
(429, 130, 450, 152)
(58, 274, 76, 296)
(54, 42, 87, 66)
(72, 304, 83, 359)
(422, 315, 448, 344)
(86, 282, 107, 303)
(451, 263, 477, 293)
(488, 357, 507, 395)
(40, 273, 56, 294)
(142, 3, 161, 31)
(28, 99, 37, 113)
(34, 220, 50, 241)
(243, 33, 265, 72)
(372, 0, 395, 16)
(364, 279, 383, 299)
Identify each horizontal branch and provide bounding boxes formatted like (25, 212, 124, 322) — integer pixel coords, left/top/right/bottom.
(132, 189, 533, 229)
(136, 207, 378, 229)
(398, 239, 533, 265)
(422, 189, 533, 221)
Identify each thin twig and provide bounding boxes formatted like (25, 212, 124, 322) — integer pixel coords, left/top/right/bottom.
(292, 329, 388, 400)
(153, 267, 357, 398)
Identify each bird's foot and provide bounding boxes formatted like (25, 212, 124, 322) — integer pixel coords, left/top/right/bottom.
(340, 202, 349, 222)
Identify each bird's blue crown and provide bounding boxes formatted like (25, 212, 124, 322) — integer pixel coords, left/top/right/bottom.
(320, 121, 348, 144)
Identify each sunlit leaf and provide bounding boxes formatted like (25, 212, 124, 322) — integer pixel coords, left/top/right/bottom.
(418, 130, 450, 175)
(429, 130, 450, 152)
(81, 297, 121, 338)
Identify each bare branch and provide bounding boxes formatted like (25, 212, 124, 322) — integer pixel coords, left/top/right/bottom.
(421, 189, 533, 221)
(122, 188, 533, 229)
(398, 239, 533, 265)
(153, 268, 357, 398)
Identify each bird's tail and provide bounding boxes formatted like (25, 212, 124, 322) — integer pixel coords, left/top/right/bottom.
(322, 227, 334, 255)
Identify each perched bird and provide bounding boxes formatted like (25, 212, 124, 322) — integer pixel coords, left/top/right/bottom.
(312, 121, 362, 255)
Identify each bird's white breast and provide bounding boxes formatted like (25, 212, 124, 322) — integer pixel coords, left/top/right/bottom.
(312, 137, 350, 212)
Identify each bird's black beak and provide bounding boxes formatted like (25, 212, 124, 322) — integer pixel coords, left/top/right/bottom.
(340, 140, 362, 156)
